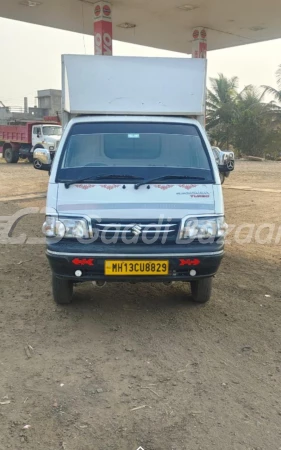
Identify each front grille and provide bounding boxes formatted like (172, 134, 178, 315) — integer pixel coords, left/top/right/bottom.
(91, 219, 181, 245)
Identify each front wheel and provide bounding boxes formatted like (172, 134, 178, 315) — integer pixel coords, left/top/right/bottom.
(190, 278, 213, 304)
(52, 274, 73, 305)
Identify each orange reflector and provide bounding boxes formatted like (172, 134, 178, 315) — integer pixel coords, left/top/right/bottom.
(179, 258, 200, 267)
(72, 258, 94, 266)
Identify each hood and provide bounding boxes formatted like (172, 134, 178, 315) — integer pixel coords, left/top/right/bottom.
(57, 183, 217, 220)
(45, 136, 61, 143)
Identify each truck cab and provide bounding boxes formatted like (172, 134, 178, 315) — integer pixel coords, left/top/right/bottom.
(32, 124, 62, 169)
(211, 146, 235, 184)
(41, 55, 227, 306)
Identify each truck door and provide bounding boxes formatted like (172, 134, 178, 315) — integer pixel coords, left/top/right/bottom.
(32, 126, 43, 148)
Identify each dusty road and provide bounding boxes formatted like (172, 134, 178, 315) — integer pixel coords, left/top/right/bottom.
(0, 161, 281, 450)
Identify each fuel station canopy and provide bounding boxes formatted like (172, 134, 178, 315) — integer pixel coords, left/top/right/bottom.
(0, 0, 280, 53)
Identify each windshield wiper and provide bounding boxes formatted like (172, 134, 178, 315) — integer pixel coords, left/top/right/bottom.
(134, 175, 206, 190)
(65, 174, 143, 189)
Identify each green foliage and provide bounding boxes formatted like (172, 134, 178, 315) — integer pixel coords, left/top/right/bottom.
(263, 129, 281, 159)
(233, 86, 272, 157)
(206, 74, 239, 149)
(206, 71, 281, 157)
(262, 64, 281, 104)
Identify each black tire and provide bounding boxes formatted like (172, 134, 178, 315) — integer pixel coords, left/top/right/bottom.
(190, 278, 213, 304)
(13, 152, 20, 163)
(4, 147, 19, 164)
(52, 274, 73, 305)
(28, 155, 33, 163)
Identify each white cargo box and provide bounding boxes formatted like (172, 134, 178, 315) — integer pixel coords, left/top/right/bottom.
(62, 55, 206, 119)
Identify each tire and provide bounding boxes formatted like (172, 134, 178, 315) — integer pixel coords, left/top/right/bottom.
(28, 155, 33, 163)
(4, 147, 19, 164)
(52, 274, 73, 305)
(219, 172, 225, 184)
(33, 159, 43, 170)
(190, 278, 213, 304)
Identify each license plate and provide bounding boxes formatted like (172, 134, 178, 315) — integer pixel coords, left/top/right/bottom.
(105, 260, 169, 276)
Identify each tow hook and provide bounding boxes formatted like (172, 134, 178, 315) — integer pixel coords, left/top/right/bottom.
(92, 281, 107, 288)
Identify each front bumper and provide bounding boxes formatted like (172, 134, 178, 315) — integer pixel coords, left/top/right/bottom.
(46, 242, 224, 282)
(218, 162, 235, 173)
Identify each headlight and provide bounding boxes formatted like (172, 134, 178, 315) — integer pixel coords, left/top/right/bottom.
(42, 216, 57, 237)
(42, 216, 89, 239)
(223, 153, 234, 162)
(180, 216, 228, 240)
(49, 146, 55, 151)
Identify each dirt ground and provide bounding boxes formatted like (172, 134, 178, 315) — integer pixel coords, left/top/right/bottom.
(0, 160, 281, 450)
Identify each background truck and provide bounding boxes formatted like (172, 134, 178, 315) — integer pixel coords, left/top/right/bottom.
(0, 120, 62, 168)
(212, 146, 235, 184)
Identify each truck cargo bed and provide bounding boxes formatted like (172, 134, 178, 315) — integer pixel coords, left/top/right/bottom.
(0, 124, 31, 143)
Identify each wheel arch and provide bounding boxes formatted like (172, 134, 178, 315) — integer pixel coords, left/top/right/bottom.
(33, 144, 44, 151)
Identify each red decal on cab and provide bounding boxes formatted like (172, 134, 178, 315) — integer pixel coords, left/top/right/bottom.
(75, 184, 96, 190)
(100, 185, 121, 190)
(153, 185, 174, 191)
(178, 184, 198, 190)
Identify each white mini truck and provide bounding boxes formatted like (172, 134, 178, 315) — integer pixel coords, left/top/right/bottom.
(41, 55, 226, 305)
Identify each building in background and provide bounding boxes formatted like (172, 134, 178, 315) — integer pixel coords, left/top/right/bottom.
(37, 89, 62, 117)
(0, 89, 62, 124)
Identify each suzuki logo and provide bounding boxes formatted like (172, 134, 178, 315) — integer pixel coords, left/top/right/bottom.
(131, 224, 142, 236)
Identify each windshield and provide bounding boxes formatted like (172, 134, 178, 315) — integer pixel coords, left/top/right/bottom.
(212, 147, 220, 164)
(43, 126, 62, 136)
(57, 122, 214, 183)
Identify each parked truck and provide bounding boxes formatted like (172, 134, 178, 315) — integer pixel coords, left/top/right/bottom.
(0, 120, 62, 168)
(36, 55, 228, 305)
(211, 146, 235, 184)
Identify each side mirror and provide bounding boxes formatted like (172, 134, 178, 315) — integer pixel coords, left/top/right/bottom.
(33, 148, 51, 171)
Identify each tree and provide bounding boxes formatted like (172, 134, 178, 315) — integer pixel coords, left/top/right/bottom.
(207, 72, 280, 157)
(206, 74, 239, 148)
(261, 65, 281, 147)
(262, 65, 281, 104)
(233, 86, 276, 157)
